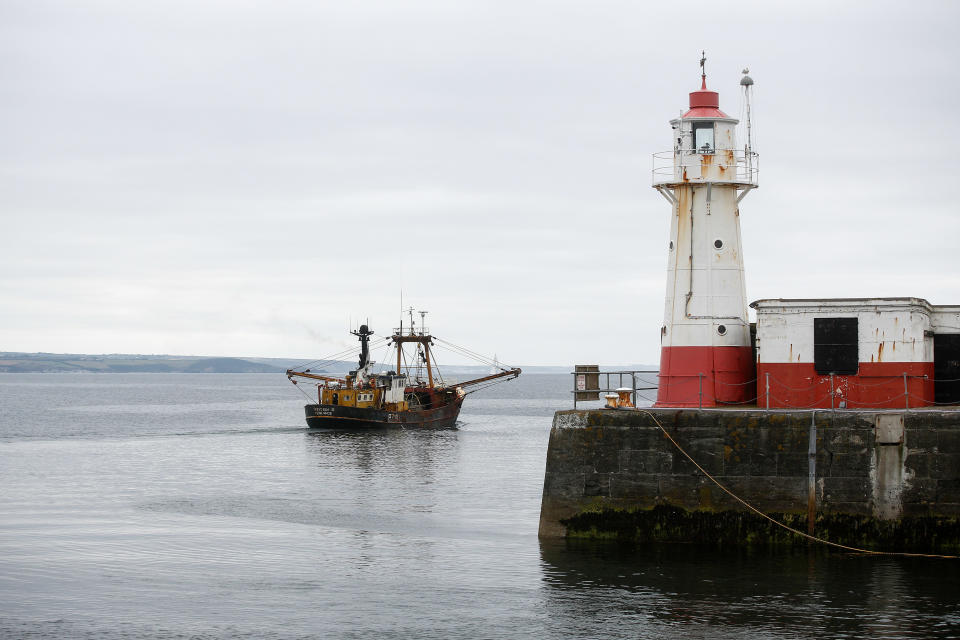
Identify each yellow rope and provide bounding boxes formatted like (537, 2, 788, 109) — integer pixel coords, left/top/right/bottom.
(637, 409, 959, 560)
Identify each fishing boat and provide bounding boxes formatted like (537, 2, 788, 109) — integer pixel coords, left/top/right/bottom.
(286, 310, 521, 429)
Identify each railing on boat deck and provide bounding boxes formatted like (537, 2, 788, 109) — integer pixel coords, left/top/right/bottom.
(571, 368, 658, 409)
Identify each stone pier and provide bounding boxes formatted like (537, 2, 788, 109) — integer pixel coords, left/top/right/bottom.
(538, 408, 960, 552)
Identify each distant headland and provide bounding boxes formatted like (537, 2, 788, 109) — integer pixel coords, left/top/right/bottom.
(0, 352, 302, 374)
(0, 352, 597, 374)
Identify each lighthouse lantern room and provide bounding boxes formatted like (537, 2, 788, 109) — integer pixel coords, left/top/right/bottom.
(652, 54, 759, 407)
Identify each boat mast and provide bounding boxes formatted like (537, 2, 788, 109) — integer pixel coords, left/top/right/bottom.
(351, 323, 374, 369)
(423, 340, 434, 388)
(419, 310, 433, 387)
(393, 307, 436, 388)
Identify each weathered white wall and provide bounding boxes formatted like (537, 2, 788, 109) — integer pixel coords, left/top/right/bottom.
(661, 116, 751, 351)
(932, 306, 960, 334)
(752, 298, 937, 364)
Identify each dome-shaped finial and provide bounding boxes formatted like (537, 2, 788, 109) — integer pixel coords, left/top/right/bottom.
(740, 67, 754, 86)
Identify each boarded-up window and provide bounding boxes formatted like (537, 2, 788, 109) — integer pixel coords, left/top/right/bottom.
(934, 334, 960, 404)
(814, 317, 858, 375)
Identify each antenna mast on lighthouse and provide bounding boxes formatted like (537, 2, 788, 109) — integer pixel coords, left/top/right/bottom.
(741, 68, 755, 179)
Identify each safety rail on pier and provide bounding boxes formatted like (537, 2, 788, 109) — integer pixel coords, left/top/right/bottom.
(571, 369, 658, 409)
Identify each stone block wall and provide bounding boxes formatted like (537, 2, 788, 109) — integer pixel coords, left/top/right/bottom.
(538, 408, 960, 552)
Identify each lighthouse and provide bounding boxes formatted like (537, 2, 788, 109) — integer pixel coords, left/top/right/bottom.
(652, 56, 758, 407)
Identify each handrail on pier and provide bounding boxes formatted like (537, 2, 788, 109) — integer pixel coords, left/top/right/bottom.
(571, 368, 658, 409)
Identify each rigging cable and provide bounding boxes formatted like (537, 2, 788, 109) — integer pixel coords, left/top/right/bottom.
(433, 338, 510, 368)
(288, 337, 392, 374)
(431, 341, 516, 373)
(636, 408, 958, 559)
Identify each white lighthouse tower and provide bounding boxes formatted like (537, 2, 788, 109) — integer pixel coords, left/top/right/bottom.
(652, 56, 758, 407)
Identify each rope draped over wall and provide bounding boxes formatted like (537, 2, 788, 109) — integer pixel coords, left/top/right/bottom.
(637, 409, 959, 559)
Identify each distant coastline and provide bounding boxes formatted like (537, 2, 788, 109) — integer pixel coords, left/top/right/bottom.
(0, 352, 301, 374)
(0, 352, 627, 375)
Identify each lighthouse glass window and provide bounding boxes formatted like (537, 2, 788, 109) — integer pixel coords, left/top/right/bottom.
(693, 122, 714, 154)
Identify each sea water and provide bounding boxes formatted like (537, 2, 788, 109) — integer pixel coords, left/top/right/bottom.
(0, 373, 957, 639)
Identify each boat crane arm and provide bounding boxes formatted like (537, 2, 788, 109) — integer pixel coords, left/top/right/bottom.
(453, 367, 522, 389)
(286, 370, 346, 384)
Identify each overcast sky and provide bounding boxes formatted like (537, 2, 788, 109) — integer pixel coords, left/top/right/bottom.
(2, 0, 958, 366)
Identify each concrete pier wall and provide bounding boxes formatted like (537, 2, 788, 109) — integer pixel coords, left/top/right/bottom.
(538, 409, 960, 552)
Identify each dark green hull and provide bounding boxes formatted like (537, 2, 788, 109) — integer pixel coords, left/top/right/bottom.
(304, 396, 464, 429)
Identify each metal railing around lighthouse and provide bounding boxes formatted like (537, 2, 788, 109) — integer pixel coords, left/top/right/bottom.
(652, 149, 759, 187)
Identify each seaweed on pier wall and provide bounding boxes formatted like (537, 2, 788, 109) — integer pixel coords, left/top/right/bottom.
(561, 504, 960, 553)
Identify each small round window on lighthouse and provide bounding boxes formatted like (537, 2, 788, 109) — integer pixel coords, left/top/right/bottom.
(714, 239, 724, 250)
(717, 325, 727, 335)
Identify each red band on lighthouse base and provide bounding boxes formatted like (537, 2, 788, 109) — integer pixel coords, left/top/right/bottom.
(655, 345, 756, 407)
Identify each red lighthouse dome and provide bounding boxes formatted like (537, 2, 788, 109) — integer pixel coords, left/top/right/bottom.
(683, 76, 729, 119)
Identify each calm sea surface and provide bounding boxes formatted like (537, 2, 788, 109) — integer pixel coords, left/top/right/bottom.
(0, 373, 957, 639)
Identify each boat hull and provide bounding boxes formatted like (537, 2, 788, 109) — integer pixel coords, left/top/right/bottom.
(303, 397, 464, 429)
